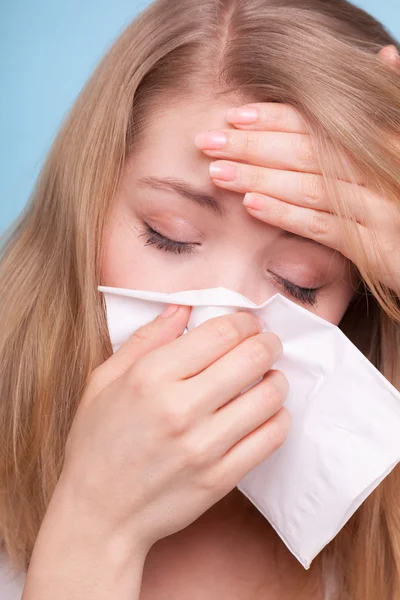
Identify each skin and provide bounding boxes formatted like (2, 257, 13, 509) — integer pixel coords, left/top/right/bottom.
(101, 102, 357, 324)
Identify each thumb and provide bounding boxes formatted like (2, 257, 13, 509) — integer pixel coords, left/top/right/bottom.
(90, 304, 191, 396)
(378, 45, 400, 69)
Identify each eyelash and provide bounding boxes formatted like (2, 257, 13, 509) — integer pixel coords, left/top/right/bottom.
(268, 273, 319, 307)
(139, 223, 198, 255)
(140, 223, 320, 306)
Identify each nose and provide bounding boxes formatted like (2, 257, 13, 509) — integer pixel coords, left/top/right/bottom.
(203, 257, 274, 306)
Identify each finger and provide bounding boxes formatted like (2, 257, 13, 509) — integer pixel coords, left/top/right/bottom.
(195, 129, 321, 174)
(91, 304, 191, 395)
(226, 102, 309, 133)
(129, 311, 264, 383)
(209, 162, 391, 226)
(209, 370, 289, 456)
(243, 193, 355, 255)
(378, 45, 400, 69)
(186, 332, 283, 413)
(214, 407, 291, 490)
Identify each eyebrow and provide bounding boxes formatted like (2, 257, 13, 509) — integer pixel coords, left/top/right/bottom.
(136, 175, 323, 247)
(136, 175, 227, 217)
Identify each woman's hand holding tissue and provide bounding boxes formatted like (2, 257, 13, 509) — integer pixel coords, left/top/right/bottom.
(195, 99, 400, 294)
(50, 305, 289, 559)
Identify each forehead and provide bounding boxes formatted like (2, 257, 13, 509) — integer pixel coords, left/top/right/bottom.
(132, 97, 239, 168)
(123, 98, 357, 283)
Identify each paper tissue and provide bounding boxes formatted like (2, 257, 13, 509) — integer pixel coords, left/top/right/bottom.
(97, 285, 400, 568)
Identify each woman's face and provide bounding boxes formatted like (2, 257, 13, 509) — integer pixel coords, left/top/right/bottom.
(101, 97, 357, 325)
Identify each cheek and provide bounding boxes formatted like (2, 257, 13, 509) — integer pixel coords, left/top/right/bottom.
(313, 284, 355, 326)
(100, 213, 132, 286)
(311, 259, 358, 326)
(100, 209, 151, 287)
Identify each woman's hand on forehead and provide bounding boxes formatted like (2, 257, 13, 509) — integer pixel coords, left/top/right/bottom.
(193, 48, 400, 293)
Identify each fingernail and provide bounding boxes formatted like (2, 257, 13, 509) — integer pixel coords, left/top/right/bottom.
(243, 193, 264, 210)
(194, 131, 227, 150)
(160, 304, 180, 318)
(209, 162, 237, 181)
(226, 107, 258, 124)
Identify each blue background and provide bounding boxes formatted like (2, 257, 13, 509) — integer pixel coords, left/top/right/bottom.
(1, 0, 399, 234)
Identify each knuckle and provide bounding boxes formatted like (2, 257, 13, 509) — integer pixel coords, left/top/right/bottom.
(131, 326, 150, 343)
(295, 135, 314, 167)
(309, 213, 329, 235)
(281, 406, 292, 427)
(280, 103, 292, 128)
(242, 132, 259, 156)
(248, 338, 273, 366)
(274, 369, 290, 397)
(182, 435, 210, 468)
(263, 103, 285, 127)
(163, 403, 192, 436)
(269, 200, 287, 221)
(271, 408, 291, 450)
(251, 312, 264, 330)
(258, 381, 281, 411)
(301, 174, 320, 206)
(201, 468, 226, 493)
(264, 332, 283, 357)
(213, 318, 243, 347)
(126, 360, 153, 395)
(249, 166, 266, 191)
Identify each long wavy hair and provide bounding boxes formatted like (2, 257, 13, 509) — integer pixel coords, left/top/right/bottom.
(1, 0, 399, 597)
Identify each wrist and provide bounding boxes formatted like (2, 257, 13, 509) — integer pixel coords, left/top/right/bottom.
(23, 474, 148, 600)
(49, 471, 150, 562)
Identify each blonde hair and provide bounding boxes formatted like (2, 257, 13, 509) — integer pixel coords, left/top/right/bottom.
(1, 0, 400, 597)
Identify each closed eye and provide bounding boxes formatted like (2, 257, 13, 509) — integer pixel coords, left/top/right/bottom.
(139, 223, 199, 255)
(268, 271, 321, 307)
(139, 223, 322, 306)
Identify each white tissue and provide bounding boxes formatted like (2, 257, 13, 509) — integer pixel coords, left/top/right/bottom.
(97, 284, 400, 568)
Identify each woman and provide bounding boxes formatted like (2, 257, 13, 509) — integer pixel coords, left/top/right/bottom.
(0, 0, 399, 598)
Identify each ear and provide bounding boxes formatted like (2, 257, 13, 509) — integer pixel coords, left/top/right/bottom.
(377, 44, 400, 68)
